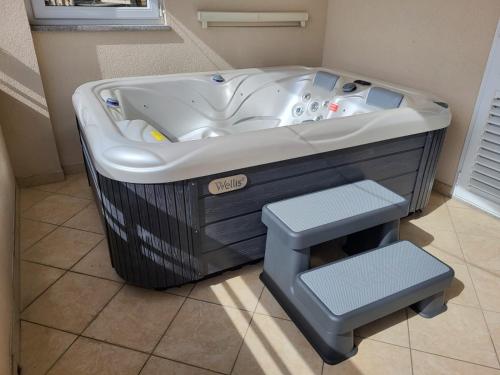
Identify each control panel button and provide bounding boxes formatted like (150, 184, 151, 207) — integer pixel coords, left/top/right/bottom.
(343, 83, 357, 93)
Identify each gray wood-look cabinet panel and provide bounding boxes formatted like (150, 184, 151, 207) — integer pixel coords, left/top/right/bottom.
(80, 119, 445, 289)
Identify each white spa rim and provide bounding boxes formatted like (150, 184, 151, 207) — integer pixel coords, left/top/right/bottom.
(73, 66, 451, 184)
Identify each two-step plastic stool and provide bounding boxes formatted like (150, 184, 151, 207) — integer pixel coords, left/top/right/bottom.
(260, 180, 454, 364)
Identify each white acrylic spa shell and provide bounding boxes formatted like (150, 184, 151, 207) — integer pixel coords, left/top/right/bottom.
(73, 67, 451, 184)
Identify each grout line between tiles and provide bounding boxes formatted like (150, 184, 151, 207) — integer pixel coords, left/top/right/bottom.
(59, 223, 104, 236)
(185, 295, 260, 314)
(20, 193, 105, 279)
(81, 283, 126, 333)
(23, 317, 228, 374)
(20, 190, 229, 373)
(41, 282, 127, 375)
(22, 235, 104, 273)
(444, 202, 500, 369)
(20, 240, 112, 314)
(228, 286, 265, 374)
(355, 335, 500, 371)
(139, 355, 228, 375)
(37, 313, 500, 375)
(406, 308, 414, 375)
(25, 188, 499, 373)
(23, 316, 229, 375)
(19, 191, 52, 213)
(20, 203, 103, 312)
(21, 198, 95, 249)
(43, 331, 79, 375)
(20, 220, 59, 254)
(20, 319, 79, 375)
(20, 269, 69, 314)
(138, 295, 189, 375)
(253, 310, 291, 321)
(29, 178, 94, 200)
(353, 334, 410, 350)
(410, 347, 500, 371)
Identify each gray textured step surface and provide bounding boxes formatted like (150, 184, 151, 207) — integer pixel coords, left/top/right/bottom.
(298, 241, 453, 316)
(262, 180, 408, 249)
(266, 180, 406, 233)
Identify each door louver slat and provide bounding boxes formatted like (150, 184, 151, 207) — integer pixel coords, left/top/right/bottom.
(469, 95, 500, 201)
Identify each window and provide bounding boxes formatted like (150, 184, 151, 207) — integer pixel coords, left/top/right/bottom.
(29, 0, 164, 26)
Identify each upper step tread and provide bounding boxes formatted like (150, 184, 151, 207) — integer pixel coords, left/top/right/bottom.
(298, 241, 453, 316)
(265, 180, 406, 233)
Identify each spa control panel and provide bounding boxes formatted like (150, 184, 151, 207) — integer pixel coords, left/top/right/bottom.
(290, 74, 405, 125)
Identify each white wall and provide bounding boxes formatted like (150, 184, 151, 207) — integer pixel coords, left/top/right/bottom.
(32, 0, 329, 170)
(0, 0, 63, 185)
(322, 0, 500, 188)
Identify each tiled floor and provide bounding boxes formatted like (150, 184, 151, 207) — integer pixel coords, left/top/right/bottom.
(19, 173, 500, 375)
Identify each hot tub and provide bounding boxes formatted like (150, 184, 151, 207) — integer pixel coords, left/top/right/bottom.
(73, 66, 450, 289)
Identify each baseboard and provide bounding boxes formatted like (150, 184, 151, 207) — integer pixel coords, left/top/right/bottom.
(16, 170, 65, 188)
(12, 186, 20, 375)
(432, 180, 453, 197)
(62, 163, 86, 175)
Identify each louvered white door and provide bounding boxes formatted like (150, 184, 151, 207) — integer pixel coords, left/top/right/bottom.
(455, 20, 500, 217)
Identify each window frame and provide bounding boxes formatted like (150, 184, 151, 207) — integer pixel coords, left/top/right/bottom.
(28, 0, 164, 26)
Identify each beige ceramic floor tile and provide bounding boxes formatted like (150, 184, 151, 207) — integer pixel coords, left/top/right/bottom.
(324, 338, 412, 375)
(22, 272, 122, 334)
(412, 350, 500, 375)
(72, 240, 123, 282)
(22, 227, 103, 269)
(140, 356, 218, 375)
(449, 206, 500, 239)
(56, 174, 93, 200)
(484, 311, 500, 360)
(255, 288, 290, 320)
(36, 174, 88, 194)
(21, 261, 65, 310)
(355, 309, 409, 347)
(408, 304, 499, 368)
(232, 314, 323, 375)
(469, 266, 500, 313)
(400, 223, 464, 265)
(20, 321, 76, 375)
(35, 175, 77, 193)
(164, 283, 195, 297)
(20, 189, 52, 212)
(446, 196, 477, 209)
(47, 337, 147, 375)
(459, 233, 500, 272)
(63, 203, 104, 234)
(23, 194, 90, 225)
(428, 191, 448, 207)
(155, 298, 251, 374)
(445, 263, 480, 308)
(189, 264, 264, 312)
(405, 204, 455, 232)
(84, 285, 184, 352)
(20, 219, 57, 252)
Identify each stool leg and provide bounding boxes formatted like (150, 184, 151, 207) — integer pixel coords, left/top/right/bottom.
(323, 330, 357, 365)
(262, 232, 310, 297)
(412, 291, 447, 318)
(378, 220, 400, 247)
(343, 220, 400, 255)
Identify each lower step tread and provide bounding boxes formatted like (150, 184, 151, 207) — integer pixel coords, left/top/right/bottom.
(298, 241, 453, 316)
